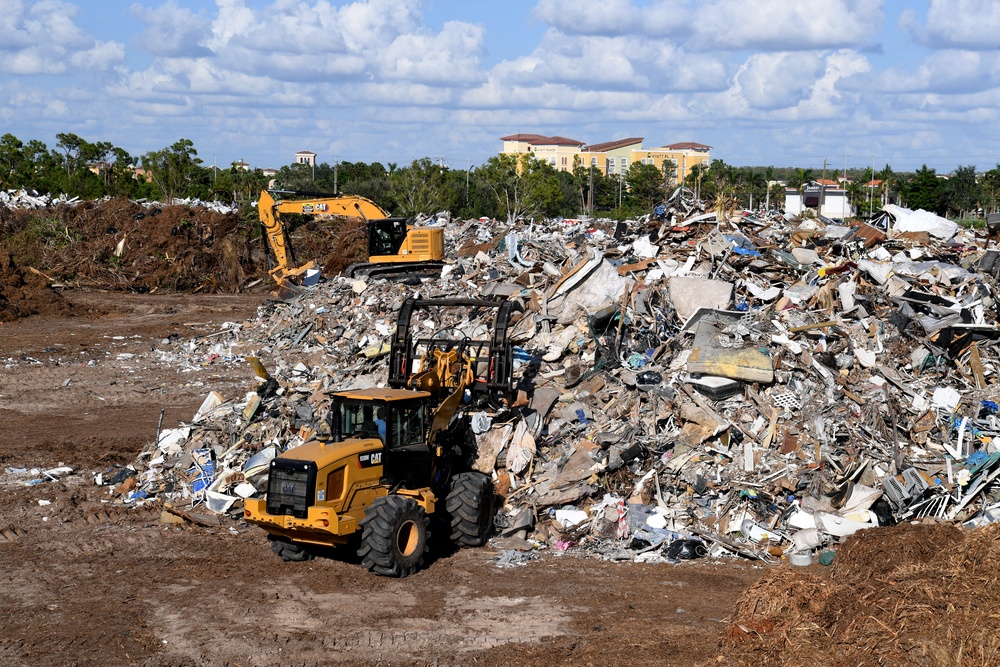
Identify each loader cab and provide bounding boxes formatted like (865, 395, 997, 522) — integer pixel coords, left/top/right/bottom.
(367, 218, 409, 258)
(329, 389, 433, 487)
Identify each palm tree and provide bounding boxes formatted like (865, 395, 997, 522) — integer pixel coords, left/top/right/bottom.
(744, 169, 765, 211)
(846, 180, 868, 217)
(763, 166, 775, 210)
(786, 168, 815, 191)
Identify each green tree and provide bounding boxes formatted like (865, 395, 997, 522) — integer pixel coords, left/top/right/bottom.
(0, 134, 25, 188)
(389, 158, 457, 217)
(786, 167, 815, 191)
(945, 165, 980, 218)
(846, 179, 869, 217)
(900, 165, 945, 214)
(476, 154, 562, 223)
(624, 162, 665, 211)
(981, 165, 1000, 213)
(742, 169, 765, 210)
(141, 139, 208, 201)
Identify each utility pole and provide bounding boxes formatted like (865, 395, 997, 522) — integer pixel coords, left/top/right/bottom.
(588, 166, 593, 217)
(820, 157, 827, 215)
(843, 154, 848, 218)
(869, 154, 875, 217)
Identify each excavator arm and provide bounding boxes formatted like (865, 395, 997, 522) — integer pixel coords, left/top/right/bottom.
(257, 189, 392, 288)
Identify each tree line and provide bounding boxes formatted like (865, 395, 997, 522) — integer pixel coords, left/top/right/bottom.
(1, 132, 996, 221)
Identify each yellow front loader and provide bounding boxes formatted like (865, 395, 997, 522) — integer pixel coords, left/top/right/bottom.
(244, 298, 519, 576)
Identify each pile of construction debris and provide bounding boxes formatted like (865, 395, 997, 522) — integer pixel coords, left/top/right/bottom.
(0, 188, 238, 214)
(105, 200, 1000, 565)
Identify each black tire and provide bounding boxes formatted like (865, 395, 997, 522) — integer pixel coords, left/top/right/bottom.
(357, 495, 429, 577)
(268, 536, 315, 562)
(445, 472, 494, 547)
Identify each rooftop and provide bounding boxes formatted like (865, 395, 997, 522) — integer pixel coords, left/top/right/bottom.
(584, 137, 644, 153)
(662, 142, 713, 151)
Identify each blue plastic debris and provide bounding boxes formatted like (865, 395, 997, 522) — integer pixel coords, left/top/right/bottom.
(724, 235, 761, 258)
(189, 448, 215, 493)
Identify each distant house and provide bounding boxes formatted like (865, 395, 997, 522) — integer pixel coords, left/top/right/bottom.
(88, 161, 111, 177)
(131, 166, 153, 183)
(261, 168, 278, 177)
(233, 160, 250, 172)
(295, 150, 316, 167)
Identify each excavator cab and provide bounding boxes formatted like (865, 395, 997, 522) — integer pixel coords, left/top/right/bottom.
(367, 218, 409, 258)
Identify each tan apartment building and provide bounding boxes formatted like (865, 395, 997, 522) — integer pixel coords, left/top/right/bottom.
(500, 134, 711, 181)
(631, 142, 713, 185)
(499, 134, 585, 172)
(578, 138, 643, 177)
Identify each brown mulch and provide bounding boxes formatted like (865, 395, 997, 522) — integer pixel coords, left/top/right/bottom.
(711, 521, 1000, 666)
(0, 198, 368, 319)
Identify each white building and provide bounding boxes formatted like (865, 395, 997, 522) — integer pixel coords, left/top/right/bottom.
(785, 181, 853, 219)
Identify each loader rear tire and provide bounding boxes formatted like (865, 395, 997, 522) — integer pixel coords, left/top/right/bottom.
(445, 472, 494, 547)
(357, 495, 429, 577)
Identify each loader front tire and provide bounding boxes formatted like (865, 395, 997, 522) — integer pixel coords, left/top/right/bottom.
(269, 536, 315, 562)
(358, 495, 429, 577)
(445, 472, 494, 547)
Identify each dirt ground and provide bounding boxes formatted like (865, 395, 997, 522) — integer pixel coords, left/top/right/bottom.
(0, 289, 762, 667)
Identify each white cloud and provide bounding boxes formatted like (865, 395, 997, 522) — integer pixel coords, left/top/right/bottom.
(531, 0, 690, 37)
(0, 0, 124, 74)
(70, 40, 127, 70)
(851, 50, 1000, 94)
(906, 0, 1000, 49)
(732, 52, 826, 110)
(130, 1, 211, 57)
(692, 0, 883, 51)
(378, 20, 485, 84)
(531, 0, 881, 50)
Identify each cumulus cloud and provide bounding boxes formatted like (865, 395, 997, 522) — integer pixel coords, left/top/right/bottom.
(848, 50, 1000, 95)
(0, 0, 124, 74)
(731, 52, 826, 110)
(379, 20, 485, 84)
(151, 0, 483, 86)
(532, 0, 881, 50)
(531, 0, 692, 37)
(130, 1, 211, 57)
(691, 0, 883, 51)
(904, 0, 1000, 49)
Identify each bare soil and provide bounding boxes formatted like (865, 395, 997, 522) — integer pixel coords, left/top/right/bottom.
(0, 290, 762, 667)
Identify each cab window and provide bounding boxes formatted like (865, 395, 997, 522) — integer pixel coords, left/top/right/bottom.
(389, 403, 425, 449)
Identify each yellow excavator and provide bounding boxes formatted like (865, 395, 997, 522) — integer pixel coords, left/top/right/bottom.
(244, 298, 519, 576)
(257, 190, 446, 289)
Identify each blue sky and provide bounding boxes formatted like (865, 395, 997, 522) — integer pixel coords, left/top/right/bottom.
(2, 0, 999, 174)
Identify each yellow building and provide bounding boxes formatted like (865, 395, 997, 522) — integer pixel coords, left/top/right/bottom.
(578, 138, 644, 177)
(499, 134, 585, 172)
(631, 142, 712, 185)
(500, 135, 711, 182)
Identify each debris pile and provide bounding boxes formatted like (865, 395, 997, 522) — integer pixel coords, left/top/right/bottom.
(104, 202, 1000, 565)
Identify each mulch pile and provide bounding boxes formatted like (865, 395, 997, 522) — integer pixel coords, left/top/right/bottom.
(0, 252, 74, 322)
(0, 198, 369, 319)
(713, 521, 1000, 666)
